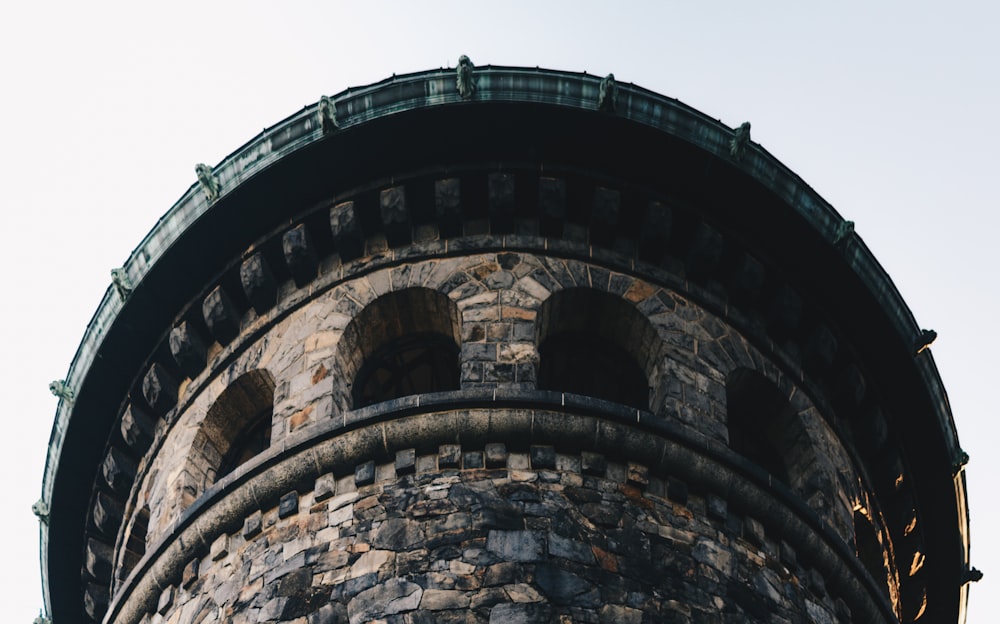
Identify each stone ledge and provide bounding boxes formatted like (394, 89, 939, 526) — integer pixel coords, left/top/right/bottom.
(105, 399, 895, 624)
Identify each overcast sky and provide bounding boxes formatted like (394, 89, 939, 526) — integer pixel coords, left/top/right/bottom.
(2, 2, 996, 621)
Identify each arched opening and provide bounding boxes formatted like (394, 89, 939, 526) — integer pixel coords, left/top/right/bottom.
(181, 370, 275, 497)
(117, 505, 149, 585)
(725, 368, 793, 484)
(206, 370, 275, 481)
(339, 288, 461, 408)
(854, 508, 896, 605)
(536, 288, 657, 410)
(355, 332, 460, 407)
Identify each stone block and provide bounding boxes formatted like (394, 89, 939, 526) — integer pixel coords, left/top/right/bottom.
(240, 252, 277, 314)
(438, 444, 461, 468)
(638, 201, 672, 262)
(489, 603, 552, 623)
(142, 362, 178, 418)
(395, 448, 416, 475)
(488, 172, 515, 233)
(627, 463, 650, 487)
(279, 491, 300, 518)
(349, 578, 423, 623)
(538, 177, 566, 237)
(243, 510, 262, 539)
(355, 461, 376, 487)
(202, 285, 241, 345)
(85, 538, 113, 580)
(210, 533, 229, 561)
(92, 492, 124, 537)
(101, 447, 138, 497)
(434, 178, 462, 237)
(744, 516, 765, 547)
(590, 186, 620, 246)
(380, 186, 412, 247)
(168, 320, 208, 378)
(463, 451, 484, 469)
(706, 494, 727, 521)
(485, 443, 507, 468)
(486, 529, 545, 562)
(314, 473, 336, 502)
(83, 583, 109, 620)
(729, 252, 765, 303)
(581, 452, 607, 476)
(804, 323, 837, 373)
(282, 223, 319, 287)
(835, 363, 866, 408)
(530, 445, 556, 469)
(666, 477, 688, 504)
(766, 284, 802, 338)
(685, 222, 724, 280)
(330, 200, 365, 261)
(181, 557, 199, 588)
(120, 402, 156, 453)
(157, 585, 174, 615)
(780, 540, 797, 567)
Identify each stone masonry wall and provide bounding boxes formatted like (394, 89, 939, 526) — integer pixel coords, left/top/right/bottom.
(140, 447, 853, 624)
(117, 252, 895, 622)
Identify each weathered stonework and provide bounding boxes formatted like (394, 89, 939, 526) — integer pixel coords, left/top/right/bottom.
(41, 66, 970, 624)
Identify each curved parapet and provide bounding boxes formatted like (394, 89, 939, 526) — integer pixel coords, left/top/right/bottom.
(41, 65, 970, 623)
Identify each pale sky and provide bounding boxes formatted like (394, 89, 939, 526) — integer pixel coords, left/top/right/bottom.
(2, 2, 996, 621)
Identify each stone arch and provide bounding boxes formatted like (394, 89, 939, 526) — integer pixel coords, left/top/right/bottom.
(854, 506, 901, 615)
(335, 287, 461, 408)
(725, 368, 798, 484)
(181, 369, 275, 494)
(116, 505, 149, 588)
(535, 287, 662, 410)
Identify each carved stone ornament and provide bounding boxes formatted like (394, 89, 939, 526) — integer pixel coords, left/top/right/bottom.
(729, 121, 751, 161)
(833, 219, 855, 246)
(110, 267, 133, 301)
(48, 379, 74, 403)
(456, 55, 475, 100)
(319, 95, 339, 134)
(915, 328, 937, 354)
(598, 73, 617, 113)
(952, 449, 970, 476)
(195, 163, 220, 203)
(32, 499, 50, 524)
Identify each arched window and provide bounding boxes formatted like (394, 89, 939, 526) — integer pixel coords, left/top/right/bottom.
(854, 508, 899, 608)
(207, 370, 274, 481)
(536, 288, 656, 410)
(355, 332, 460, 407)
(181, 370, 275, 497)
(117, 505, 149, 585)
(725, 368, 793, 484)
(338, 288, 461, 408)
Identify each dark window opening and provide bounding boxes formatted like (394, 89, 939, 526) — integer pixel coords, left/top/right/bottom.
(118, 505, 149, 584)
(217, 408, 273, 479)
(538, 331, 649, 410)
(354, 332, 460, 407)
(726, 368, 792, 484)
(855, 510, 891, 599)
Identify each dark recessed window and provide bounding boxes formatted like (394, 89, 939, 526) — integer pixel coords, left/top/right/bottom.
(726, 368, 792, 484)
(217, 407, 273, 479)
(538, 331, 649, 409)
(536, 288, 655, 411)
(855, 510, 891, 599)
(119, 505, 149, 584)
(354, 332, 460, 407)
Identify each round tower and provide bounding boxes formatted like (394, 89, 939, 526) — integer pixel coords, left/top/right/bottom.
(40, 64, 972, 623)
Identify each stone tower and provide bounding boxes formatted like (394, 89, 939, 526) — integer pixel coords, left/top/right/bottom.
(40, 64, 973, 623)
